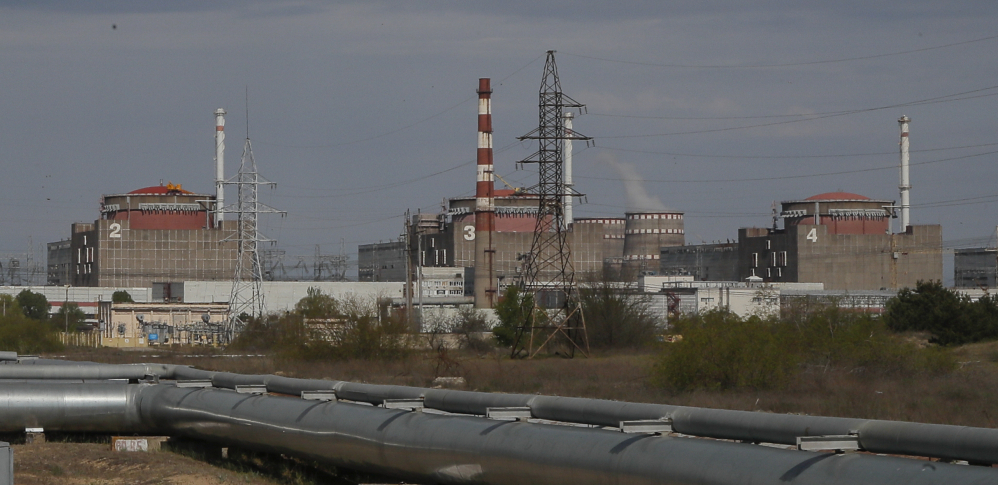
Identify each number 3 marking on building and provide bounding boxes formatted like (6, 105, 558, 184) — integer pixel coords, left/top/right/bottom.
(109, 223, 122, 239)
(463, 225, 475, 241)
(806, 228, 817, 242)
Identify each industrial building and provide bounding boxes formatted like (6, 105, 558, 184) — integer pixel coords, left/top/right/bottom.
(954, 247, 998, 288)
(660, 242, 739, 281)
(60, 183, 238, 292)
(738, 192, 942, 290)
(658, 192, 943, 291)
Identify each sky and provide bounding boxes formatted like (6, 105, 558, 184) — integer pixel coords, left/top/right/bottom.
(1, 1, 997, 280)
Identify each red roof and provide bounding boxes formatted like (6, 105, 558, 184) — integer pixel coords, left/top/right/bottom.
(128, 184, 192, 195)
(804, 192, 870, 201)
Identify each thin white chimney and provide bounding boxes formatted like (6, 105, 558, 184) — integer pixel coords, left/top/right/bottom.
(214, 108, 226, 226)
(898, 115, 911, 231)
(563, 111, 574, 228)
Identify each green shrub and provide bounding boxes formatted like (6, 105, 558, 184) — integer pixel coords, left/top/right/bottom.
(229, 290, 410, 362)
(492, 286, 535, 349)
(0, 313, 63, 354)
(578, 271, 661, 350)
(16, 290, 50, 321)
(653, 311, 798, 391)
(653, 306, 954, 392)
(884, 280, 998, 345)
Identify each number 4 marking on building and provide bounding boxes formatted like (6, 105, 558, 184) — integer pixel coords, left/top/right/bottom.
(806, 228, 818, 242)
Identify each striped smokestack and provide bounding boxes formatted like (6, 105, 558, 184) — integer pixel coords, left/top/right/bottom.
(474, 78, 496, 308)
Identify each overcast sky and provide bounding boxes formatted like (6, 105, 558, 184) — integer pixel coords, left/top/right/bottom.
(2, 1, 996, 279)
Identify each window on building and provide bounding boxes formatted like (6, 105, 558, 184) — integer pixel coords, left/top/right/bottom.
(751, 253, 758, 267)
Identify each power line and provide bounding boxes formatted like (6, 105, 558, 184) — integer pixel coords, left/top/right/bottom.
(595, 86, 998, 139)
(255, 54, 546, 150)
(596, 142, 998, 161)
(561, 34, 998, 69)
(577, 149, 998, 184)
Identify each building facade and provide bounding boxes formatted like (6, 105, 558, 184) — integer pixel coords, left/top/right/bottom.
(60, 183, 238, 290)
(954, 248, 998, 288)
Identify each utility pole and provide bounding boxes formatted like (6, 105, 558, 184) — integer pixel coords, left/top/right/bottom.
(514, 51, 592, 358)
(403, 210, 414, 331)
(222, 137, 286, 342)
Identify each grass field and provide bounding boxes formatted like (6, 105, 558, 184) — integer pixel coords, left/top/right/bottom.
(52, 339, 998, 428)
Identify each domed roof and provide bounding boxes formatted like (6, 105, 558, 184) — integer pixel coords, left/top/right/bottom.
(128, 183, 192, 195)
(804, 192, 870, 201)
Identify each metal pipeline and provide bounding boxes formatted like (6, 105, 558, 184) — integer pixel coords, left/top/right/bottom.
(3, 382, 992, 485)
(5, 361, 998, 466)
(0, 382, 151, 433)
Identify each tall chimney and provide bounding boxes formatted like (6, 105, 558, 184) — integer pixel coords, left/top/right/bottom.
(214, 108, 226, 227)
(473, 79, 496, 308)
(898, 115, 911, 231)
(563, 111, 574, 228)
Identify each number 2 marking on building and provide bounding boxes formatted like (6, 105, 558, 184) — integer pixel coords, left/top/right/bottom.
(806, 228, 817, 242)
(463, 225, 475, 241)
(109, 223, 122, 238)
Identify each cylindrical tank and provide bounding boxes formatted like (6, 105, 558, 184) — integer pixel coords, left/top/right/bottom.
(623, 211, 684, 272)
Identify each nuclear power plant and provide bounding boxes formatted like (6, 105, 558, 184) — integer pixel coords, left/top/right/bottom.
(359, 74, 943, 308)
(32, 54, 958, 346)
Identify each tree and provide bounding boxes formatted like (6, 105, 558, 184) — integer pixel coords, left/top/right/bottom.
(578, 270, 661, 350)
(16, 290, 50, 321)
(492, 286, 535, 349)
(294, 287, 338, 319)
(451, 307, 493, 352)
(112, 290, 134, 303)
(54, 302, 88, 333)
(0, 295, 22, 318)
(883, 280, 998, 345)
(0, 312, 63, 354)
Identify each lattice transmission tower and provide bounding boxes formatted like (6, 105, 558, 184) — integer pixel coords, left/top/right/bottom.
(223, 137, 285, 341)
(513, 50, 592, 358)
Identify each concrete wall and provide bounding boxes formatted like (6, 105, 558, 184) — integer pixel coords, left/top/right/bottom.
(0, 286, 152, 305)
(181, 281, 406, 313)
(46, 239, 72, 286)
(739, 224, 942, 290)
(70, 219, 238, 288)
(660, 243, 739, 281)
(954, 248, 997, 288)
(358, 241, 407, 282)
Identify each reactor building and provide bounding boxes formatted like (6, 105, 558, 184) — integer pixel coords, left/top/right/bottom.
(660, 192, 943, 290)
(55, 183, 238, 293)
(49, 109, 239, 299)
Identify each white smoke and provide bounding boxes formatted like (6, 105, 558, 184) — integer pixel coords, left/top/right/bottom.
(600, 153, 669, 212)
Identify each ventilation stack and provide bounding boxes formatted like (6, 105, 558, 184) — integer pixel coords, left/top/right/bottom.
(473, 79, 496, 308)
(563, 111, 574, 228)
(898, 115, 911, 231)
(214, 108, 226, 227)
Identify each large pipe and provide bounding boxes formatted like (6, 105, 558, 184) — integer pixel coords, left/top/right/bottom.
(4, 382, 993, 485)
(898, 115, 911, 231)
(0, 383, 150, 434)
(473, 78, 496, 309)
(214, 108, 226, 227)
(7, 362, 998, 465)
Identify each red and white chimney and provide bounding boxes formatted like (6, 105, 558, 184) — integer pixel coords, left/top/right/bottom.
(474, 79, 496, 308)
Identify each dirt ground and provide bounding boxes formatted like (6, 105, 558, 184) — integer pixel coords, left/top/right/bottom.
(13, 442, 284, 485)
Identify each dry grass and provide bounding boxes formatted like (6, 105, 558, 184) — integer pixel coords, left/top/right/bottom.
(13, 442, 283, 485)
(52, 343, 998, 428)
